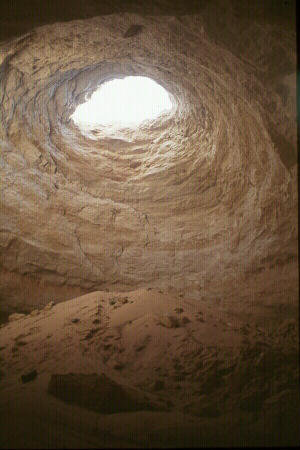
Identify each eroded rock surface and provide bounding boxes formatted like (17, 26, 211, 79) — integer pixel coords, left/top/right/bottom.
(0, 1, 297, 309)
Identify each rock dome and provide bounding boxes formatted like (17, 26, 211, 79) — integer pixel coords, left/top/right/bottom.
(0, 0, 297, 313)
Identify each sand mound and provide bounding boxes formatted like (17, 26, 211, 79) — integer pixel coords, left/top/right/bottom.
(0, 289, 298, 447)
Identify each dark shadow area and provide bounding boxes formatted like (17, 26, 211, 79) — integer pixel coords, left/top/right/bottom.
(269, 127, 297, 169)
(0, 0, 295, 41)
(0, 311, 9, 325)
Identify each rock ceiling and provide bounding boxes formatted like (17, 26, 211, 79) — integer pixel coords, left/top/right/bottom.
(0, 0, 297, 304)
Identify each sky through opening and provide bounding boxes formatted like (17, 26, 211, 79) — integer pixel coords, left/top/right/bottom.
(71, 76, 172, 129)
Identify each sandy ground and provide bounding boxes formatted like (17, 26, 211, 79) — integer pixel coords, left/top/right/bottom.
(0, 288, 299, 448)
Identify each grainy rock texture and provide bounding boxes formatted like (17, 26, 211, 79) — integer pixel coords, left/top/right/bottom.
(0, 0, 297, 309)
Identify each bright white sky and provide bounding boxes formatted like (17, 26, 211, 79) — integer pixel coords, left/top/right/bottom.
(71, 76, 172, 129)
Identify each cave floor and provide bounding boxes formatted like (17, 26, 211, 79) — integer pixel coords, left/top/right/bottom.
(0, 288, 299, 448)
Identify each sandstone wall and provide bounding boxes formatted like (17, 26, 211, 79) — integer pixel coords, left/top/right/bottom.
(0, 1, 297, 307)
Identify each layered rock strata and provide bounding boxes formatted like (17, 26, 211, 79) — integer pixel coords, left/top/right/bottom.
(0, 8, 297, 306)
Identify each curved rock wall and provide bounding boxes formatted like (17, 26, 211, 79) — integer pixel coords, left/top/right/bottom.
(0, 5, 297, 306)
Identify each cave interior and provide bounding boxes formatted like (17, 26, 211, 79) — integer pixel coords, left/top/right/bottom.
(0, 0, 298, 448)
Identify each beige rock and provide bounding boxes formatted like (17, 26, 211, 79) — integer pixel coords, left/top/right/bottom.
(8, 313, 26, 322)
(43, 301, 55, 311)
(0, 5, 297, 309)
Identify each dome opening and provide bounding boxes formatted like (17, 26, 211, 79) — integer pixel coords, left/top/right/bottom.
(71, 76, 173, 131)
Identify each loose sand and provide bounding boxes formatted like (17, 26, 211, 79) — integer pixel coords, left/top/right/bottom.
(0, 289, 299, 448)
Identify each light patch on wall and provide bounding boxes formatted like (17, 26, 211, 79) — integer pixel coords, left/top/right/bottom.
(71, 76, 172, 130)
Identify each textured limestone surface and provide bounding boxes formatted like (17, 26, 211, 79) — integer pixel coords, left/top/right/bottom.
(0, 1, 297, 308)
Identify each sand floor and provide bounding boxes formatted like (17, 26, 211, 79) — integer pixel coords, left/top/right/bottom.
(0, 288, 299, 448)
